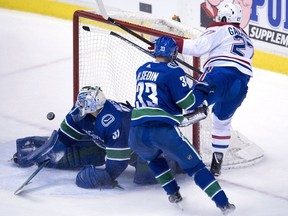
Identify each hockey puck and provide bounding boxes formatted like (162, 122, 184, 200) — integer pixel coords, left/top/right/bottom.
(47, 112, 55, 120)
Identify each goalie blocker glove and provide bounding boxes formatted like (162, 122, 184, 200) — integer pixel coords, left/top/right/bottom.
(13, 130, 60, 167)
(13, 136, 49, 167)
(76, 165, 120, 189)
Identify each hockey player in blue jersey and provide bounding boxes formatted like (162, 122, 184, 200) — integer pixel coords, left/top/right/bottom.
(172, 2, 254, 176)
(128, 35, 235, 214)
(13, 86, 158, 188)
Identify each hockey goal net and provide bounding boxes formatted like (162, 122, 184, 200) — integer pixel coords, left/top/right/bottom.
(73, 9, 264, 169)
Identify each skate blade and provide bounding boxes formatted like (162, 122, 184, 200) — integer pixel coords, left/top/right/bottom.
(176, 202, 184, 211)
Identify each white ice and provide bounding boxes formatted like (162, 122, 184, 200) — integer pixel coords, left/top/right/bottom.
(0, 8, 288, 216)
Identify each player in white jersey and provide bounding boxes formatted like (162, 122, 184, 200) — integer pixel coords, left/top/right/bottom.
(175, 2, 254, 176)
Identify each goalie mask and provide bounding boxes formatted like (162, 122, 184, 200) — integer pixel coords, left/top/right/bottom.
(76, 86, 106, 117)
(154, 36, 178, 60)
(216, 3, 242, 24)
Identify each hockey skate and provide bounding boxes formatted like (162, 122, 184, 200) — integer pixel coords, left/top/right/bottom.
(210, 152, 223, 177)
(220, 203, 236, 215)
(168, 191, 183, 203)
(168, 191, 184, 210)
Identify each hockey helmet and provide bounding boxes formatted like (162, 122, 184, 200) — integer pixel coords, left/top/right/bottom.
(154, 36, 178, 60)
(216, 3, 242, 23)
(76, 86, 106, 116)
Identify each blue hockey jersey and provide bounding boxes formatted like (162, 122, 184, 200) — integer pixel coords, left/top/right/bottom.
(131, 61, 195, 126)
(58, 99, 132, 179)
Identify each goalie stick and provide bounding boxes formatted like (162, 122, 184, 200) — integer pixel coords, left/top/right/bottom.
(94, 0, 203, 76)
(82, 26, 199, 83)
(14, 159, 50, 195)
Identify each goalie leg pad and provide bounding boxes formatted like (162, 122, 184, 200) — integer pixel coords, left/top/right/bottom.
(55, 142, 106, 169)
(133, 157, 157, 185)
(44, 139, 67, 168)
(166, 156, 184, 175)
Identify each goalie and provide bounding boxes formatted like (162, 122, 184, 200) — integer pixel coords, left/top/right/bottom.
(13, 86, 182, 189)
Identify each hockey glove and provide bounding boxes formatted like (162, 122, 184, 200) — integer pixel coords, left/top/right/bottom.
(119, 100, 133, 109)
(193, 80, 216, 95)
(13, 136, 49, 167)
(194, 81, 210, 94)
(14, 130, 66, 168)
(76, 166, 120, 189)
(179, 101, 209, 127)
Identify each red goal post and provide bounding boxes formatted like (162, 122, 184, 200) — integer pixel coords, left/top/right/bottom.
(73, 9, 264, 169)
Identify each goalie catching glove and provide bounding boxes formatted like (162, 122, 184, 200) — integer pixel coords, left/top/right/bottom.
(179, 101, 208, 127)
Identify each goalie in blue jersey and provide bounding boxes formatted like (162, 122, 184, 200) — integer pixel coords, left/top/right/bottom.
(129, 35, 235, 214)
(13, 86, 168, 189)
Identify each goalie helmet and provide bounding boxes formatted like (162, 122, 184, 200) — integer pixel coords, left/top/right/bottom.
(216, 3, 242, 23)
(76, 86, 106, 116)
(154, 36, 178, 60)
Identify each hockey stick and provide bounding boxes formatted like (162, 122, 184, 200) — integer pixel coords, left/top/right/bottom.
(110, 32, 199, 83)
(82, 26, 199, 83)
(95, 0, 203, 76)
(14, 159, 50, 195)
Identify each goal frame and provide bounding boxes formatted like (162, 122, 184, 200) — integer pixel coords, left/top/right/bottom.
(72, 10, 201, 152)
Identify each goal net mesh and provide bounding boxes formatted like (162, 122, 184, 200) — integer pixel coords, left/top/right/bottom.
(73, 9, 264, 169)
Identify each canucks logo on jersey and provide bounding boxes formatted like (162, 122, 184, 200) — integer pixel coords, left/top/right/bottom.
(101, 114, 115, 127)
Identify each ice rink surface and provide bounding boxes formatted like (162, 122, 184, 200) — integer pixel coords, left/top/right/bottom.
(0, 9, 288, 216)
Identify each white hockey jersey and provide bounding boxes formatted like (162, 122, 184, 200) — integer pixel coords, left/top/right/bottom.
(182, 22, 254, 76)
